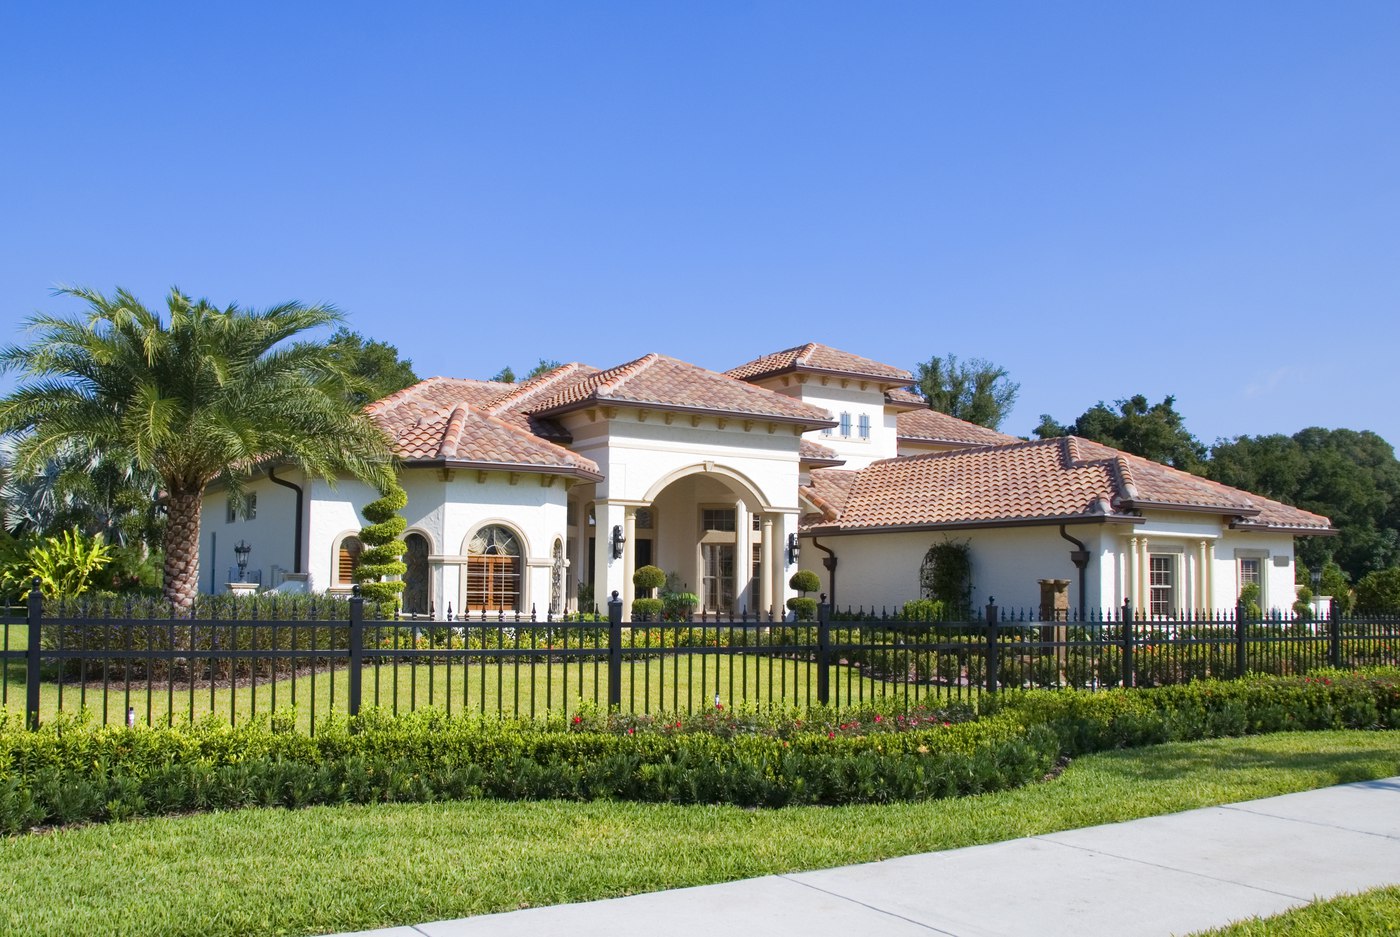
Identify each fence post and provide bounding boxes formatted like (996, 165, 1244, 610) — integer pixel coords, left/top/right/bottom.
(607, 591, 623, 710)
(1120, 599, 1134, 688)
(1234, 601, 1248, 679)
(985, 598, 999, 694)
(348, 586, 364, 717)
(26, 578, 41, 730)
(816, 596, 831, 706)
(1328, 597, 1341, 668)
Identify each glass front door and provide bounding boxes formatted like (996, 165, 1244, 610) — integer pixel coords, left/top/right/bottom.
(701, 543, 735, 613)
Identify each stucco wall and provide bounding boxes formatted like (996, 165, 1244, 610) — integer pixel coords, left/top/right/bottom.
(808, 516, 1302, 617)
(198, 475, 300, 593)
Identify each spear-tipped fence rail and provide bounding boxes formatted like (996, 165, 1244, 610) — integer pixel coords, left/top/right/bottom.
(1, 582, 1395, 733)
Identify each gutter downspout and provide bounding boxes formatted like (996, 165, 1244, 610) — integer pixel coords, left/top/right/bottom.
(1059, 525, 1090, 620)
(267, 467, 305, 574)
(811, 536, 838, 610)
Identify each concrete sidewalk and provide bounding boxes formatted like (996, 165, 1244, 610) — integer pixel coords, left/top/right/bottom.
(339, 777, 1400, 937)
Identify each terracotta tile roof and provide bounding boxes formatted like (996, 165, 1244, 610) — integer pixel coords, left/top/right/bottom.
(884, 387, 927, 410)
(896, 407, 1023, 448)
(726, 343, 913, 384)
(525, 353, 836, 426)
(799, 439, 844, 466)
(484, 363, 602, 442)
(1067, 438, 1332, 531)
(800, 468, 858, 524)
(809, 437, 1333, 533)
(366, 378, 601, 479)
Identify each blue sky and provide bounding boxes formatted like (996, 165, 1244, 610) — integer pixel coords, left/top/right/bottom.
(2, 2, 1397, 448)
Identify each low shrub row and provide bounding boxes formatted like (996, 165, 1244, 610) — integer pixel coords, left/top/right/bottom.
(0, 669, 1394, 834)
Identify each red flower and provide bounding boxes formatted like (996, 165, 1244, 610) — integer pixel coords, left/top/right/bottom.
(572, 715, 582, 724)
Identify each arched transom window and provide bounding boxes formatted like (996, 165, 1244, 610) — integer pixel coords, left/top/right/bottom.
(466, 525, 522, 612)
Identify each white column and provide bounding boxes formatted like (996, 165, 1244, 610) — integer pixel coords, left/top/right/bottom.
(770, 512, 791, 619)
(1138, 537, 1150, 613)
(1205, 541, 1217, 611)
(734, 500, 749, 616)
(760, 514, 774, 618)
(594, 500, 626, 613)
(622, 507, 637, 616)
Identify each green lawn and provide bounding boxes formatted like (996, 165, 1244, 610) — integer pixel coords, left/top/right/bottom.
(0, 652, 948, 729)
(1, 729, 1396, 937)
(1191, 887, 1400, 936)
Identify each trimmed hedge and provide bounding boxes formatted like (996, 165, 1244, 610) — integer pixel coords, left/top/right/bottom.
(0, 669, 1396, 834)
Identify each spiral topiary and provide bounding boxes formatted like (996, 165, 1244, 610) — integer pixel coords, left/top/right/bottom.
(352, 478, 408, 604)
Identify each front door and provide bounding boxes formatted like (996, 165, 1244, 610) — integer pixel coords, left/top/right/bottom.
(701, 543, 735, 613)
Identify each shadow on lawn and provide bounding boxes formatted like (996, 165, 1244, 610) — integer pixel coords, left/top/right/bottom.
(1088, 737, 1400, 786)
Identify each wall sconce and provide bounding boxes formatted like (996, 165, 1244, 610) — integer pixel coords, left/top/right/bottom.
(610, 524, 626, 560)
(786, 532, 800, 566)
(234, 540, 252, 582)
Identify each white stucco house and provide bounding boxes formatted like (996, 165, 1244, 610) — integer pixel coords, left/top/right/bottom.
(198, 343, 1333, 619)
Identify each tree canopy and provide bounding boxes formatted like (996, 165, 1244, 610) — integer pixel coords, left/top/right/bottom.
(913, 354, 1019, 430)
(1035, 394, 1206, 471)
(325, 328, 419, 407)
(0, 287, 393, 606)
(1209, 428, 1400, 582)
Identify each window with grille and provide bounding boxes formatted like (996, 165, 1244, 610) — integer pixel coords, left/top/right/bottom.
(466, 525, 522, 612)
(839, 412, 852, 437)
(701, 508, 736, 532)
(1149, 555, 1176, 618)
(336, 536, 363, 585)
(857, 413, 871, 439)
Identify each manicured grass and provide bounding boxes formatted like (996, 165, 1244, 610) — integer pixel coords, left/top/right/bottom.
(1191, 886, 1400, 936)
(2, 729, 1396, 936)
(0, 654, 941, 730)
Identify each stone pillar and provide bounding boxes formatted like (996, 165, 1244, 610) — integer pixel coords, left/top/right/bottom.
(1038, 579, 1070, 621)
(594, 500, 625, 617)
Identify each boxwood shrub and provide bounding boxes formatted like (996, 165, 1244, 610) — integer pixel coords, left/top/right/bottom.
(0, 669, 1395, 834)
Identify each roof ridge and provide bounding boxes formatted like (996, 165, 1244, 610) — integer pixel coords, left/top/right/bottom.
(871, 436, 1053, 468)
(465, 405, 600, 470)
(596, 353, 660, 398)
(437, 406, 469, 460)
(486, 362, 591, 414)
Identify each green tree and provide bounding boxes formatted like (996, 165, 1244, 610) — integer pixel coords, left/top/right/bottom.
(0, 287, 392, 607)
(1354, 567, 1400, 614)
(489, 366, 516, 383)
(1209, 428, 1400, 582)
(913, 355, 1019, 430)
(325, 328, 419, 407)
(527, 358, 562, 380)
(1036, 394, 1205, 471)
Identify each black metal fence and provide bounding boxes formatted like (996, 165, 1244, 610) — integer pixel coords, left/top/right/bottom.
(2, 589, 1397, 732)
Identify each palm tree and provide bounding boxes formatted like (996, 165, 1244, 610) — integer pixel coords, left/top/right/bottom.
(0, 287, 393, 607)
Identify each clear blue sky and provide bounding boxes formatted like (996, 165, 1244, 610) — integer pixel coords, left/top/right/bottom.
(3, 2, 1397, 448)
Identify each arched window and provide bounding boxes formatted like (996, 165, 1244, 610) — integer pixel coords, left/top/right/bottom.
(336, 536, 363, 586)
(550, 539, 565, 615)
(403, 533, 430, 615)
(466, 525, 522, 612)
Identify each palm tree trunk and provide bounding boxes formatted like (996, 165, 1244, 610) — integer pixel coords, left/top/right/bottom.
(163, 488, 203, 609)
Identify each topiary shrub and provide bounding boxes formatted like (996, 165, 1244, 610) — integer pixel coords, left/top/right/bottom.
(902, 598, 945, 621)
(353, 478, 408, 605)
(789, 569, 821, 595)
(1238, 582, 1262, 619)
(786, 596, 817, 621)
(919, 540, 972, 614)
(631, 597, 664, 621)
(633, 565, 666, 597)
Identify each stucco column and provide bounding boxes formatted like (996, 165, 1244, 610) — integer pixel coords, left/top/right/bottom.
(1124, 537, 1137, 610)
(1205, 540, 1216, 611)
(734, 500, 749, 615)
(770, 512, 791, 619)
(622, 507, 637, 616)
(1137, 536, 1150, 613)
(1197, 540, 1209, 614)
(594, 500, 626, 615)
(760, 514, 775, 618)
